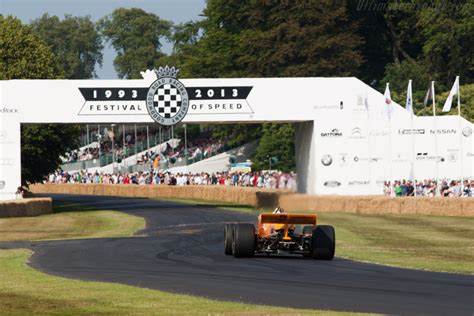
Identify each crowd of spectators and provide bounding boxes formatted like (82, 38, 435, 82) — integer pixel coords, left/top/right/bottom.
(62, 147, 100, 163)
(47, 170, 298, 191)
(383, 179, 474, 197)
(63, 131, 227, 166)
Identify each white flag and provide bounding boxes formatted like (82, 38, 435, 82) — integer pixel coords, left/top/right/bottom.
(442, 76, 459, 112)
(383, 83, 393, 119)
(406, 80, 413, 116)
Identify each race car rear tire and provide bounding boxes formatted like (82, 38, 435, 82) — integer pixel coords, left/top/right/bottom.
(311, 225, 335, 260)
(232, 223, 256, 258)
(224, 223, 234, 255)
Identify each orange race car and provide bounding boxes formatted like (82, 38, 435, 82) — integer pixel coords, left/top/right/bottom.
(224, 208, 335, 259)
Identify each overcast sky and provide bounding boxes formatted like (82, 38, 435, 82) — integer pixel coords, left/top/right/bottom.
(1, 0, 206, 79)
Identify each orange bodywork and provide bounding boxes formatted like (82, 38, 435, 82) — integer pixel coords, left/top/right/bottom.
(257, 213, 317, 241)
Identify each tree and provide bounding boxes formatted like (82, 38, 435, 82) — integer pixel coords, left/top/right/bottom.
(30, 14, 103, 79)
(0, 15, 60, 79)
(98, 8, 172, 79)
(347, 2, 393, 85)
(171, 0, 364, 168)
(252, 124, 295, 172)
(418, 1, 474, 85)
(416, 84, 474, 121)
(208, 124, 261, 148)
(175, 0, 364, 78)
(0, 15, 80, 185)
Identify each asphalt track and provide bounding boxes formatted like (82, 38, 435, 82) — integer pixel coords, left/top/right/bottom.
(1, 195, 473, 315)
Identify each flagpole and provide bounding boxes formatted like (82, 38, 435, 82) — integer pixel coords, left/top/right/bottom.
(432, 81, 440, 196)
(387, 83, 394, 196)
(456, 76, 464, 195)
(408, 80, 417, 196)
(365, 89, 374, 194)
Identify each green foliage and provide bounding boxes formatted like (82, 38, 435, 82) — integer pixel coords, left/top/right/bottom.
(381, 61, 474, 122)
(252, 124, 295, 172)
(416, 84, 474, 120)
(173, 124, 201, 140)
(31, 14, 103, 79)
(209, 124, 261, 148)
(98, 8, 172, 79)
(381, 60, 433, 114)
(171, 1, 364, 168)
(0, 15, 60, 79)
(377, 0, 473, 89)
(20, 124, 80, 185)
(0, 16, 80, 185)
(347, 4, 392, 84)
(418, 1, 474, 85)
(175, 0, 364, 78)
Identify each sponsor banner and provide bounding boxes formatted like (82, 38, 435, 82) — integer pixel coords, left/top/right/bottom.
(0, 158, 14, 166)
(353, 94, 368, 112)
(462, 126, 472, 137)
(313, 101, 344, 111)
(323, 180, 341, 188)
(0, 106, 19, 114)
(321, 154, 333, 166)
(339, 153, 348, 166)
(416, 152, 442, 162)
(429, 128, 456, 135)
(78, 86, 254, 116)
(320, 128, 343, 137)
(77, 67, 254, 124)
(369, 129, 390, 137)
(349, 126, 365, 139)
(348, 180, 370, 186)
(398, 128, 425, 135)
(352, 155, 383, 163)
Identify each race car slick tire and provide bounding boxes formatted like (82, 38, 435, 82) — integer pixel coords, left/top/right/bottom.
(224, 223, 234, 255)
(232, 223, 256, 258)
(311, 225, 335, 260)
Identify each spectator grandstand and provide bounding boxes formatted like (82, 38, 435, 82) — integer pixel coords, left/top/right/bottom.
(61, 125, 231, 171)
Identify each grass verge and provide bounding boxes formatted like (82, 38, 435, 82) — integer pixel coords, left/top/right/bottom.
(153, 197, 262, 213)
(318, 212, 474, 274)
(0, 202, 145, 241)
(0, 249, 368, 315)
(160, 198, 474, 274)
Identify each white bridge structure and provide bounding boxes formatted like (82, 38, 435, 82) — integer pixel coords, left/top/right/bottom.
(1, 74, 473, 200)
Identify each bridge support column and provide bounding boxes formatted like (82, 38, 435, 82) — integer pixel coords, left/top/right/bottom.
(294, 121, 317, 194)
(0, 117, 21, 200)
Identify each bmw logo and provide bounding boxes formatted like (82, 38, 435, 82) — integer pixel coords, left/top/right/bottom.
(321, 154, 333, 166)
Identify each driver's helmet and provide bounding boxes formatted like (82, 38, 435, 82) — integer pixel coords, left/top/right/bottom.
(273, 207, 285, 214)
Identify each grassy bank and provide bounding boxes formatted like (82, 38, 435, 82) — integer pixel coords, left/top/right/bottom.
(157, 198, 474, 274)
(318, 212, 474, 274)
(0, 249, 366, 316)
(0, 202, 144, 241)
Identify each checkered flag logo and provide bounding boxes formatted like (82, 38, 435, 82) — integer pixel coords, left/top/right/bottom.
(146, 65, 189, 126)
(153, 83, 182, 119)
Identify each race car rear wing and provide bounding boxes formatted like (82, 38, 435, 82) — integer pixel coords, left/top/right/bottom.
(259, 213, 317, 225)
